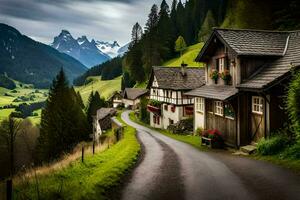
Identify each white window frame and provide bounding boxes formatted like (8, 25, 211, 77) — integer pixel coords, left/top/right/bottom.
(195, 97, 204, 113)
(214, 101, 224, 116)
(252, 96, 264, 115)
(218, 57, 225, 73)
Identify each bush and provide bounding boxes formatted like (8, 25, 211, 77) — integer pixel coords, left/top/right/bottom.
(202, 129, 224, 148)
(257, 135, 289, 155)
(283, 143, 300, 159)
(286, 70, 300, 141)
(168, 118, 193, 135)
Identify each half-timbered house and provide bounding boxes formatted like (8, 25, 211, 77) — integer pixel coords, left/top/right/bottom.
(147, 65, 205, 129)
(186, 28, 300, 147)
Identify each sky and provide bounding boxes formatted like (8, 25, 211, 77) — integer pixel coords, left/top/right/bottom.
(0, 0, 172, 46)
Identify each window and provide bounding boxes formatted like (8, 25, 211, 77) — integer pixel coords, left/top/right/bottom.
(195, 98, 204, 112)
(153, 115, 160, 125)
(164, 105, 168, 111)
(214, 101, 223, 116)
(207, 100, 213, 113)
(169, 119, 174, 125)
(252, 96, 264, 114)
(224, 103, 235, 119)
(216, 57, 225, 73)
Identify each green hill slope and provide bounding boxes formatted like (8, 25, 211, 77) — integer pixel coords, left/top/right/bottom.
(163, 43, 204, 67)
(75, 76, 121, 105)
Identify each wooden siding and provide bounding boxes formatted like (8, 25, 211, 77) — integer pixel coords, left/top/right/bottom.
(205, 99, 237, 147)
(240, 57, 271, 81)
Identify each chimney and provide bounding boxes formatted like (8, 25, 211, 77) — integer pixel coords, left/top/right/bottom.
(181, 62, 188, 76)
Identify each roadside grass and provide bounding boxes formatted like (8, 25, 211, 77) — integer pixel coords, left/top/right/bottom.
(252, 154, 300, 173)
(163, 43, 204, 67)
(15, 114, 140, 199)
(128, 112, 206, 151)
(75, 76, 121, 105)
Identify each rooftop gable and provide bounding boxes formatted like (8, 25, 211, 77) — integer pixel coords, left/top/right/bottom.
(123, 88, 148, 100)
(148, 66, 205, 90)
(196, 28, 290, 62)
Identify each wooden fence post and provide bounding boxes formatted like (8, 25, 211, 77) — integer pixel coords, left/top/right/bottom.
(92, 141, 95, 155)
(81, 146, 84, 163)
(6, 179, 12, 200)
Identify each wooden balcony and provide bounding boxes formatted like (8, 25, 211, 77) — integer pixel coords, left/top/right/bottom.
(147, 105, 161, 115)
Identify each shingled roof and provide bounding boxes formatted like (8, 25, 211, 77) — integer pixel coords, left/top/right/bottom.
(197, 28, 290, 61)
(196, 28, 300, 90)
(96, 108, 117, 120)
(123, 88, 148, 100)
(149, 66, 205, 90)
(185, 85, 239, 100)
(238, 31, 300, 90)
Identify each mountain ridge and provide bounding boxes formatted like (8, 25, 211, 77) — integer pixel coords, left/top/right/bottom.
(0, 23, 87, 88)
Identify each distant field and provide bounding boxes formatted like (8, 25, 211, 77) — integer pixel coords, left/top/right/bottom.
(0, 108, 15, 121)
(164, 43, 204, 67)
(76, 76, 121, 105)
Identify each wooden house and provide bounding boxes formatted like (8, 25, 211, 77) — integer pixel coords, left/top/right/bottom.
(186, 28, 300, 147)
(93, 108, 117, 142)
(147, 65, 205, 129)
(108, 91, 123, 108)
(122, 88, 149, 110)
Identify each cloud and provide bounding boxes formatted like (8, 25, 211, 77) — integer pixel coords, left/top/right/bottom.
(0, 0, 170, 44)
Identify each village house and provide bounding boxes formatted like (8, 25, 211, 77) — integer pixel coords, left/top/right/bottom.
(108, 91, 123, 108)
(186, 28, 300, 147)
(147, 65, 205, 129)
(122, 88, 149, 110)
(93, 108, 117, 142)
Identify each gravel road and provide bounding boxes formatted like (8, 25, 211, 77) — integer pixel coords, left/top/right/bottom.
(120, 111, 300, 200)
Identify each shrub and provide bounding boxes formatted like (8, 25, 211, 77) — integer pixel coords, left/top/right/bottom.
(149, 99, 161, 107)
(257, 134, 289, 155)
(195, 127, 203, 136)
(286, 70, 300, 141)
(283, 143, 300, 159)
(202, 129, 224, 148)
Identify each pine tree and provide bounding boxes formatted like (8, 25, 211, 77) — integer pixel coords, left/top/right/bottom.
(86, 91, 107, 133)
(198, 10, 216, 42)
(38, 69, 89, 161)
(125, 23, 145, 83)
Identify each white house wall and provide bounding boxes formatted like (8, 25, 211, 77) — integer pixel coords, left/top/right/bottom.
(162, 104, 183, 129)
(194, 98, 205, 131)
(150, 112, 163, 129)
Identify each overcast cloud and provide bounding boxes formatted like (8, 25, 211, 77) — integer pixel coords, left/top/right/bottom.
(0, 0, 172, 45)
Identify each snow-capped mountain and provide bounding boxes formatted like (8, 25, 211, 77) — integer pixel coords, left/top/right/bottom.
(51, 30, 129, 68)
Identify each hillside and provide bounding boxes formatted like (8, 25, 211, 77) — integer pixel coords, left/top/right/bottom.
(0, 23, 87, 88)
(75, 76, 121, 104)
(163, 43, 204, 67)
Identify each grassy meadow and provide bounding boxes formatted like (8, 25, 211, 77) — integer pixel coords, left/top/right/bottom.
(163, 43, 204, 67)
(15, 113, 140, 200)
(75, 76, 122, 105)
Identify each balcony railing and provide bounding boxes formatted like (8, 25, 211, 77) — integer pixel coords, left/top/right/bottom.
(149, 95, 194, 105)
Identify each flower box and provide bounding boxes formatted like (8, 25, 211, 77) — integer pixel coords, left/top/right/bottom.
(201, 129, 224, 148)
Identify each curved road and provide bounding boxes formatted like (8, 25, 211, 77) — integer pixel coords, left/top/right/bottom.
(120, 111, 300, 200)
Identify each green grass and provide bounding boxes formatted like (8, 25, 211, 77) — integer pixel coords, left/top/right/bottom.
(15, 115, 140, 200)
(27, 109, 42, 125)
(163, 43, 204, 67)
(75, 76, 121, 105)
(128, 112, 205, 151)
(0, 108, 15, 121)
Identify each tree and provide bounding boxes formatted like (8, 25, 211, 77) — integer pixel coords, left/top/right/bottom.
(76, 91, 85, 109)
(198, 10, 216, 42)
(38, 69, 89, 161)
(0, 115, 22, 177)
(175, 35, 187, 57)
(139, 96, 150, 124)
(125, 23, 146, 83)
(86, 91, 107, 133)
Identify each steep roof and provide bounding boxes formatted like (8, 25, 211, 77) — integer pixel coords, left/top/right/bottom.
(197, 28, 290, 62)
(149, 66, 205, 90)
(185, 85, 239, 101)
(123, 88, 148, 100)
(96, 108, 117, 120)
(196, 28, 300, 90)
(238, 31, 300, 90)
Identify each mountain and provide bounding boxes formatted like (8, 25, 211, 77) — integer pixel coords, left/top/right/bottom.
(96, 40, 121, 58)
(51, 30, 110, 68)
(117, 43, 130, 56)
(0, 23, 87, 88)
